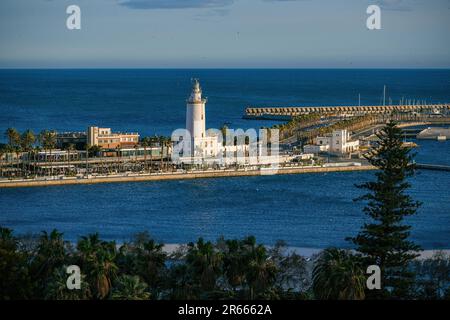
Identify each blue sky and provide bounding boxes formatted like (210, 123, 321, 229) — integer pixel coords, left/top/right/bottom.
(0, 0, 449, 68)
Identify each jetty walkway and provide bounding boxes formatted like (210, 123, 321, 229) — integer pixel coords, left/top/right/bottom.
(244, 104, 450, 119)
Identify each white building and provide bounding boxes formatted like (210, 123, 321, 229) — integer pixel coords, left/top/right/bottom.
(303, 144, 329, 154)
(185, 79, 221, 158)
(305, 129, 359, 155)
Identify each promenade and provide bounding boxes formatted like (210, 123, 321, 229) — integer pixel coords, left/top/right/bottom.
(0, 164, 376, 188)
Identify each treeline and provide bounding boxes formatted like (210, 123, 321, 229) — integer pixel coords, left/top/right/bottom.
(0, 127, 172, 154)
(1, 228, 449, 300)
(1, 128, 55, 154)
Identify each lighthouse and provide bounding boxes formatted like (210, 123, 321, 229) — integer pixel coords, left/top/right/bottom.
(186, 79, 207, 155)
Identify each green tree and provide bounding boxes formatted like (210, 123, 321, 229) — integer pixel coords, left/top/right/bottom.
(0, 227, 32, 299)
(65, 143, 76, 176)
(4, 128, 21, 175)
(220, 124, 228, 146)
(0, 143, 7, 177)
(39, 130, 57, 176)
(246, 244, 277, 299)
(348, 121, 422, 299)
(20, 130, 35, 151)
(76, 234, 118, 299)
(88, 145, 102, 157)
(30, 230, 68, 297)
(116, 232, 167, 297)
(5, 128, 20, 147)
(111, 275, 150, 300)
(45, 265, 91, 300)
(220, 236, 277, 299)
(20, 130, 36, 175)
(312, 248, 366, 300)
(140, 137, 151, 172)
(185, 238, 223, 295)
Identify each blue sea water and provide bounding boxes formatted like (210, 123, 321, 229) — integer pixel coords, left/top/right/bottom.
(0, 69, 449, 249)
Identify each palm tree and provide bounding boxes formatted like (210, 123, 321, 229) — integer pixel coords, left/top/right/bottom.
(0, 144, 6, 178)
(39, 130, 57, 177)
(157, 136, 168, 172)
(186, 238, 223, 293)
(118, 233, 167, 295)
(45, 266, 91, 300)
(222, 239, 247, 292)
(32, 145, 42, 177)
(5, 128, 20, 147)
(165, 138, 172, 171)
(140, 137, 150, 172)
(220, 236, 277, 299)
(246, 245, 277, 299)
(20, 130, 36, 176)
(149, 138, 155, 173)
(65, 144, 75, 176)
(77, 234, 118, 299)
(115, 145, 120, 173)
(312, 248, 366, 300)
(4, 128, 21, 176)
(30, 230, 68, 295)
(0, 227, 33, 299)
(220, 124, 228, 146)
(111, 275, 150, 300)
(133, 144, 139, 171)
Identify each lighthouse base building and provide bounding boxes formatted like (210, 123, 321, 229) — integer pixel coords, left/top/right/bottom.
(174, 79, 279, 167)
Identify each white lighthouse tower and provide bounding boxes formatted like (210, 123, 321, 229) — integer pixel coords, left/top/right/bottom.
(186, 79, 207, 156)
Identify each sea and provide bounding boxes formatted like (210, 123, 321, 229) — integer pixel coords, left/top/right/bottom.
(0, 69, 449, 249)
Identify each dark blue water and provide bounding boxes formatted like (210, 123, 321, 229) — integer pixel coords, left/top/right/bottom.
(1, 69, 449, 137)
(0, 69, 449, 249)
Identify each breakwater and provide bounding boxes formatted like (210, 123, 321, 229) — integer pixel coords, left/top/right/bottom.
(244, 104, 450, 118)
(416, 163, 450, 172)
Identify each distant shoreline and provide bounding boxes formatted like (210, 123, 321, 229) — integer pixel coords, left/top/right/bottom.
(0, 164, 376, 189)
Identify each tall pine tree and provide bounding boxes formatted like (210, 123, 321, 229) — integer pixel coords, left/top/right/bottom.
(349, 121, 422, 299)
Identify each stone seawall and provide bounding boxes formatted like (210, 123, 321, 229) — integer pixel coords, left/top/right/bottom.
(0, 165, 376, 189)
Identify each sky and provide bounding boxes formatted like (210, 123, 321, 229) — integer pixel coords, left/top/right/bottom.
(0, 0, 449, 68)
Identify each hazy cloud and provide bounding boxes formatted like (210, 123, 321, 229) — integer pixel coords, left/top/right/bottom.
(118, 0, 310, 10)
(373, 0, 413, 11)
(119, 0, 234, 9)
